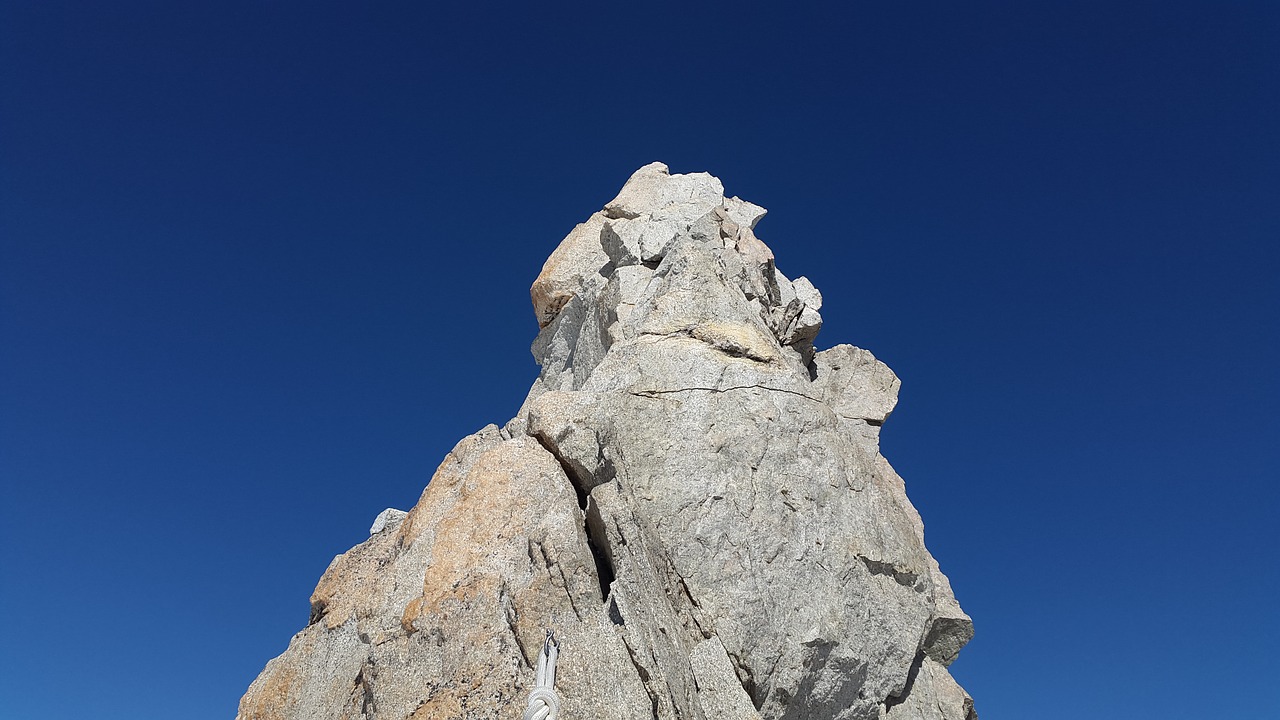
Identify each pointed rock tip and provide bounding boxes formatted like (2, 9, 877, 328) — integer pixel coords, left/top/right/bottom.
(603, 162, 725, 220)
(531, 164, 770, 329)
(633, 161, 670, 176)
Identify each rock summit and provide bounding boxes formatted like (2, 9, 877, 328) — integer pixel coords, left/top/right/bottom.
(238, 163, 976, 720)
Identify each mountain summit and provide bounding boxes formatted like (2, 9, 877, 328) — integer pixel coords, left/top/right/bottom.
(238, 163, 976, 720)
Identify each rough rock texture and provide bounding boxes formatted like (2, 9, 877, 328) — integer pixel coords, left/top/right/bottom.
(238, 163, 976, 720)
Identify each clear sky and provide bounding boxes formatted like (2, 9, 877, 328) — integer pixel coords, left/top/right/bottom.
(2, 2, 1277, 718)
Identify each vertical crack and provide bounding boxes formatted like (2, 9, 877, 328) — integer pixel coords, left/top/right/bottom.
(354, 665, 377, 719)
(883, 650, 925, 712)
(532, 433, 617, 605)
(584, 494, 616, 602)
(728, 651, 762, 711)
(620, 633, 661, 718)
(501, 583, 533, 670)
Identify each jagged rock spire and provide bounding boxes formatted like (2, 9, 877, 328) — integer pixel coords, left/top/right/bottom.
(238, 164, 976, 720)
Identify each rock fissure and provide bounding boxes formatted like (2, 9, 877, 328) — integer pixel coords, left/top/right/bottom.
(857, 555, 923, 591)
(628, 384, 820, 404)
(355, 667, 376, 719)
(527, 432, 617, 601)
(620, 633, 662, 718)
(532, 432, 592, 511)
(583, 497, 617, 605)
(638, 329, 778, 364)
(500, 585, 527, 667)
(883, 651, 925, 713)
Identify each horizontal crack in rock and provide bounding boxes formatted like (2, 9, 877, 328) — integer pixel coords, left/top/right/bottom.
(639, 329, 776, 364)
(629, 384, 820, 403)
(857, 554, 922, 591)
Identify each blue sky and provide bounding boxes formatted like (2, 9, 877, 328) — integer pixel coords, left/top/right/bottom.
(2, 2, 1277, 718)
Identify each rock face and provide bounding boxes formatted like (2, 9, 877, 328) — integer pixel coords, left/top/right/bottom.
(237, 163, 976, 720)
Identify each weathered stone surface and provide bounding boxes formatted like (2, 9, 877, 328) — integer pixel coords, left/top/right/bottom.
(603, 161, 724, 222)
(240, 429, 652, 720)
(530, 213, 610, 329)
(239, 164, 975, 719)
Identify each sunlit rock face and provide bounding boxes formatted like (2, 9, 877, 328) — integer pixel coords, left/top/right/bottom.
(238, 163, 976, 720)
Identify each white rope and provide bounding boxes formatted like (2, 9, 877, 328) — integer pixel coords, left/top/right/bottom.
(522, 629, 561, 720)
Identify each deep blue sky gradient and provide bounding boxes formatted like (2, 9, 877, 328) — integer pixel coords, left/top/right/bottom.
(2, 2, 1278, 718)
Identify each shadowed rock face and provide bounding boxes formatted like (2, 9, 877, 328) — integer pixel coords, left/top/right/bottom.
(238, 163, 976, 720)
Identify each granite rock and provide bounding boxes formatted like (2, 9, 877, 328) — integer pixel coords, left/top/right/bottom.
(238, 164, 975, 720)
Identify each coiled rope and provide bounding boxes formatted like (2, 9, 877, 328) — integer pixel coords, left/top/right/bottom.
(521, 629, 560, 720)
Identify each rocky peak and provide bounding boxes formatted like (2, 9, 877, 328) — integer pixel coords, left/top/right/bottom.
(238, 164, 976, 720)
(527, 163, 824, 396)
